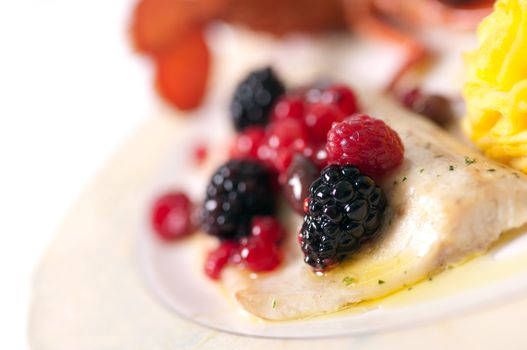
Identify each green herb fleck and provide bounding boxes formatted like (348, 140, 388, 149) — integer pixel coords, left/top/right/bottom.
(393, 180, 398, 186)
(425, 142, 431, 149)
(342, 276, 356, 286)
(514, 173, 520, 178)
(428, 277, 433, 282)
(419, 168, 424, 173)
(402, 176, 407, 182)
(486, 168, 496, 172)
(378, 279, 386, 285)
(407, 287, 413, 291)
(449, 165, 455, 171)
(464, 156, 476, 166)
(271, 299, 277, 309)
(434, 154, 444, 158)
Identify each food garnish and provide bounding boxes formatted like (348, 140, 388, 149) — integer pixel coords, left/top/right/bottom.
(326, 114, 404, 177)
(200, 159, 275, 240)
(230, 67, 285, 131)
(299, 165, 387, 270)
(463, 0, 527, 173)
(150, 192, 195, 241)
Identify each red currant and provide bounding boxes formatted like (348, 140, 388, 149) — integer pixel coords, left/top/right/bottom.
(304, 103, 345, 143)
(271, 96, 305, 122)
(250, 216, 284, 243)
(204, 241, 239, 280)
(231, 127, 266, 160)
(151, 192, 194, 241)
(320, 84, 359, 115)
(239, 236, 280, 272)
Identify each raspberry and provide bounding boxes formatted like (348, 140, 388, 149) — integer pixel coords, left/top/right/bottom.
(204, 241, 239, 280)
(230, 67, 285, 131)
(200, 160, 275, 240)
(239, 236, 281, 272)
(320, 84, 359, 115)
(154, 28, 210, 110)
(151, 192, 194, 241)
(304, 103, 345, 142)
(327, 114, 404, 177)
(250, 216, 284, 243)
(271, 96, 305, 122)
(299, 165, 387, 270)
(231, 127, 266, 160)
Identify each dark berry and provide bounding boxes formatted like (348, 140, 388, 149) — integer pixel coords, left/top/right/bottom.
(200, 159, 275, 240)
(398, 88, 454, 127)
(299, 165, 387, 270)
(327, 114, 404, 177)
(283, 154, 319, 214)
(230, 67, 285, 131)
(412, 94, 454, 127)
(151, 192, 194, 241)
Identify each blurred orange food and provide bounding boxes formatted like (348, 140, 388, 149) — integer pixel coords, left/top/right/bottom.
(129, 0, 493, 112)
(154, 28, 210, 111)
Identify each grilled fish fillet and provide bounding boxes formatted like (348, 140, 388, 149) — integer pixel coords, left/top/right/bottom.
(221, 93, 527, 321)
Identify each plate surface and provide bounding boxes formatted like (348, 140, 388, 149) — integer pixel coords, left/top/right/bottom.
(30, 26, 527, 349)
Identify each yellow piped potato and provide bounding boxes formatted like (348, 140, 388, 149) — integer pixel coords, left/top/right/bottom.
(463, 0, 527, 173)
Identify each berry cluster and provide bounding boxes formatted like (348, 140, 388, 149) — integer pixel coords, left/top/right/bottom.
(150, 67, 405, 278)
(230, 71, 359, 185)
(205, 216, 283, 279)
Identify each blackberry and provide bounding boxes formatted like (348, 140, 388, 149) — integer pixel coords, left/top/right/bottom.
(230, 67, 285, 131)
(200, 159, 275, 240)
(299, 165, 387, 270)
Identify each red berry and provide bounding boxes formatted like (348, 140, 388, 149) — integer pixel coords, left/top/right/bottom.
(259, 119, 308, 174)
(399, 87, 422, 108)
(204, 241, 239, 280)
(303, 198, 310, 213)
(231, 126, 266, 160)
(239, 236, 280, 272)
(271, 96, 305, 122)
(320, 84, 359, 115)
(266, 119, 308, 151)
(250, 216, 284, 243)
(193, 144, 208, 164)
(302, 143, 329, 169)
(304, 103, 345, 143)
(327, 114, 404, 177)
(151, 192, 194, 241)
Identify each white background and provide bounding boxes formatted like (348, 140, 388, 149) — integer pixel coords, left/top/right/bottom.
(0, 0, 150, 348)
